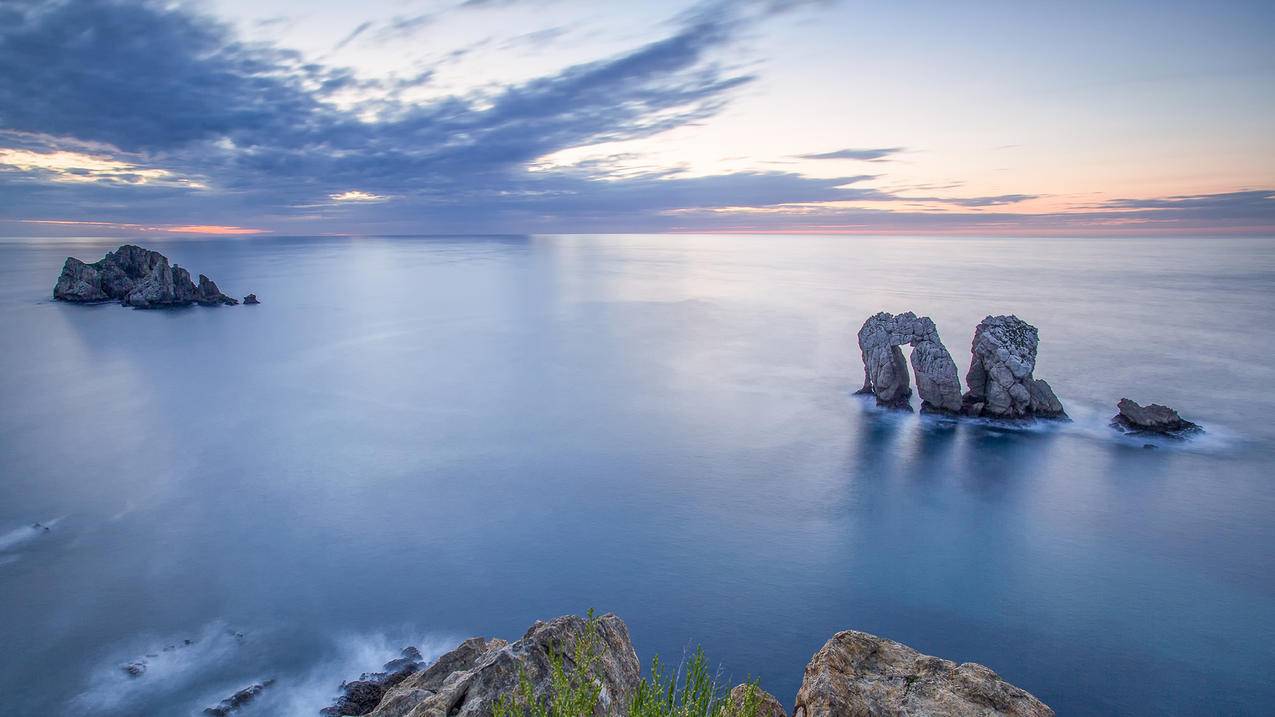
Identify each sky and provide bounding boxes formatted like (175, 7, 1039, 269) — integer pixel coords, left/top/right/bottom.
(1, 0, 1273, 236)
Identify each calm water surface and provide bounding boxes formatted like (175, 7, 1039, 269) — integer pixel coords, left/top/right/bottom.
(1, 234, 1273, 715)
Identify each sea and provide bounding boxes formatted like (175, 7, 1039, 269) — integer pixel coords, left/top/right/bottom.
(1, 234, 1272, 715)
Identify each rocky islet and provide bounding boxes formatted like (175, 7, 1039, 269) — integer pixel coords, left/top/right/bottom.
(53, 244, 249, 308)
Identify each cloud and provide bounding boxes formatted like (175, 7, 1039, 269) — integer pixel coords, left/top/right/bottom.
(375, 13, 437, 42)
(1, 0, 1270, 237)
(0, 0, 779, 207)
(1091, 189, 1275, 212)
(333, 21, 373, 51)
(797, 147, 906, 161)
(330, 190, 389, 203)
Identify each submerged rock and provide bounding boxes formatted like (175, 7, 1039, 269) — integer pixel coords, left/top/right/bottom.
(856, 312, 963, 413)
(53, 244, 241, 309)
(961, 315, 1065, 419)
(204, 679, 274, 716)
(242, 293, 260, 305)
(1111, 398, 1201, 437)
(794, 629, 1053, 717)
(346, 613, 640, 717)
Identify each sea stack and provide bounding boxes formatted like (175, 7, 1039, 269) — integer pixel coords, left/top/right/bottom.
(961, 315, 1066, 419)
(855, 311, 963, 413)
(53, 244, 241, 309)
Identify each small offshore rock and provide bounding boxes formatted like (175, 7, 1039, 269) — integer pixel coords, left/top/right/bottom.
(53, 244, 238, 309)
(203, 679, 274, 716)
(242, 293, 260, 304)
(1111, 398, 1201, 438)
(122, 660, 147, 677)
(197, 274, 239, 305)
(794, 629, 1053, 717)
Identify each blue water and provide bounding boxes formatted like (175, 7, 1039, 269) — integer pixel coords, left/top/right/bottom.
(1, 234, 1273, 716)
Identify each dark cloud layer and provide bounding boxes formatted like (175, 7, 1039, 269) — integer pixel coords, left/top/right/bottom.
(0, 0, 1271, 235)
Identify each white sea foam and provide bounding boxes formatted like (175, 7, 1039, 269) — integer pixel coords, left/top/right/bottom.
(70, 620, 461, 717)
(254, 630, 460, 717)
(70, 621, 245, 714)
(1058, 401, 1241, 454)
(0, 516, 64, 552)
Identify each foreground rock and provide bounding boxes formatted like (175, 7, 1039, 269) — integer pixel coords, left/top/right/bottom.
(204, 679, 274, 716)
(856, 312, 963, 413)
(325, 614, 1050, 717)
(53, 244, 242, 308)
(727, 684, 788, 717)
(332, 614, 640, 717)
(1111, 398, 1201, 437)
(962, 315, 1065, 419)
(794, 630, 1053, 717)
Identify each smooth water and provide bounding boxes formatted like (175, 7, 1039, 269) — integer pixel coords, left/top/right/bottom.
(1, 234, 1273, 716)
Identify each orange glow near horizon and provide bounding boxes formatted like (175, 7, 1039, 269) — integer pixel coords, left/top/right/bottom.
(18, 219, 269, 236)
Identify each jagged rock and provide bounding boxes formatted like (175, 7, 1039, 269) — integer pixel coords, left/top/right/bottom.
(243, 293, 260, 304)
(856, 312, 963, 413)
(204, 679, 274, 716)
(961, 315, 1065, 419)
(360, 613, 640, 717)
(52, 244, 237, 309)
(365, 638, 507, 717)
(1111, 399, 1200, 437)
(197, 274, 239, 305)
(726, 684, 788, 717)
(53, 258, 108, 302)
(793, 630, 1053, 717)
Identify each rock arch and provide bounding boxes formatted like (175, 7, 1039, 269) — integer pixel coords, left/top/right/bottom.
(855, 312, 1066, 419)
(855, 312, 963, 413)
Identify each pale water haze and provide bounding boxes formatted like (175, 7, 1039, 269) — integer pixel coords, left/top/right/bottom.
(1, 235, 1273, 715)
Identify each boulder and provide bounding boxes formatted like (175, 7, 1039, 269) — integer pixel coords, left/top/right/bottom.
(243, 293, 260, 305)
(52, 244, 239, 309)
(1111, 399, 1200, 437)
(794, 630, 1053, 717)
(726, 684, 788, 717)
(961, 315, 1065, 419)
(360, 613, 640, 717)
(856, 312, 963, 413)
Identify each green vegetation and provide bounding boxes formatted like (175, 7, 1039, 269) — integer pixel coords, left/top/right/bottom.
(630, 649, 762, 717)
(494, 610, 762, 717)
